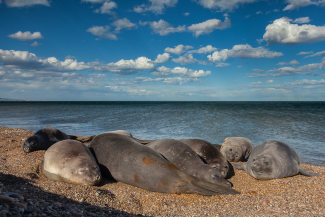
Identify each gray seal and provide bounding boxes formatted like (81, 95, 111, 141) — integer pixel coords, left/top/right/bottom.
(146, 139, 231, 186)
(180, 139, 233, 179)
(88, 133, 240, 195)
(221, 137, 254, 162)
(233, 140, 320, 180)
(23, 127, 71, 153)
(42, 139, 101, 185)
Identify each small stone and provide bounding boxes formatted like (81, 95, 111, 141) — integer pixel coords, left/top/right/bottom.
(79, 198, 85, 203)
(0, 195, 15, 204)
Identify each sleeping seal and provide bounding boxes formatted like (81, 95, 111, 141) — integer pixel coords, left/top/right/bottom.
(88, 133, 240, 195)
(180, 139, 233, 178)
(42, 140, 101, 185)
(146, 139, 231, 186)
(233, 140, 319, 180)
(221, 137, 254, 162)
(23, 127, 71, 153)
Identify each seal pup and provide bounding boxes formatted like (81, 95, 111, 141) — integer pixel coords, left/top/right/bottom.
(180, 139, 232, 179)
(233, 140, 320, 180)
(88, 133, 240, 195)
(42, 140, 101, 185)
(221, 137, 254, 162)
(146, 139, 231, 186)
(23, 127, 72, 153)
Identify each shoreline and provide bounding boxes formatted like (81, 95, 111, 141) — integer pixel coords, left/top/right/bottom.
(0, 126, 324, 216)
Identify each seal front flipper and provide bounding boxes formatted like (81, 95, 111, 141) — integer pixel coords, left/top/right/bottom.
(298, 165, 320, 177)
(232, 164, 245, 170)
(176, 171, 240, 195)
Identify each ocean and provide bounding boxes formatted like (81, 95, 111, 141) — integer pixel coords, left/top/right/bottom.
(0, 101, 324, 166)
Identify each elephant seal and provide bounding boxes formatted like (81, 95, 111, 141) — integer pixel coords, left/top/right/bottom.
(233, 140, 320, 180)
(180, 139, 233, 179)
(42, 140, 101, 185)
(23, 127, 71, 153)
(88, 133, 239, 195)
(146, 139, 231, 186)
(221, 137, 254, 162)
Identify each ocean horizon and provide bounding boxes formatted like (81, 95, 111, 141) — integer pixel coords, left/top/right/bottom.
(1, 101, 324, 167)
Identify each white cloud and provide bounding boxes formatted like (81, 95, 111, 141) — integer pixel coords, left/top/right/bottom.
(65, 55, 76, 59)
(263, 17, 325, 45)
(187, 17, 231, 37)
(288, 79, 325, 85)
(253, 69, 264, 73)
(146, 19, 186, 36)
(154, 53, 171, 63)
(94, 0, 117, 14)
(256, 11, 262, 14)
(283, 0, 325, 11)
(87, 26, 117, 40)
(8, 31, 44, 41)
(151, 66, 211, 77)
(81, 0, 106, 3)
(5, 0, 50, 7)
(133, 0, 177, 14)
(305, 50, 325, 58)
(183, 12, 190, 16)
(164, 45, 193, 55)
(207, 44, 283, 62)
(293, 17, 311, 24)
(172, 54, 200, 65)
(0, 49, 158, 75)
(215, 62, 230, 67)
(196, 0, 258, 11)
(193, 45, 217, 54)
(297, 51, 313, 55)
(267, 80, 274, 83)
(112, 18, 137, 33)
(30, 41, 41, 47)
(277, 60, 300, 65)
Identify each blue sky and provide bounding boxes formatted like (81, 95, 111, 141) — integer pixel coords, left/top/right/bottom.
(1, 0, 325, 101)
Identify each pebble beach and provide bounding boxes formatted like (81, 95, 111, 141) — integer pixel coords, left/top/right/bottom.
(0, 126, 324, 217)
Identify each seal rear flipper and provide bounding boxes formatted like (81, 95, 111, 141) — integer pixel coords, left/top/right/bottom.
(232, 164, 245, 170)
(68, 135, 78, 140)
(177, 171, 240, 195)
(298, 165, 320, 177)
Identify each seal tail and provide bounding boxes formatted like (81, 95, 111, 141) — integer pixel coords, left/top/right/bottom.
(298, 165, 320, 177)
(177, 171, 240, 195)
(232, 163, 245, 170)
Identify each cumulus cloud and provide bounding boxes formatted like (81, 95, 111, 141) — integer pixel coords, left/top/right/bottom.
(293, 17, 311, 24)
(144, 19, 186, 36)
(0, 49, 158, 75)
(283, 0, 325, 11)
(215, 62, 230, 67)
(94, 0, 117, 14)
(305, 50, 325, 58)
(187, 17, 231, 37)
(81, 0, 107, 3)
(151, 66, 211, 77)
(87, 26, 117, 40)
(207, 44, 283, 62)
(297, 51, 313, 55)
(196, 0, 258, 11)
(8, 31, 44, 41)
(190, 45, 217, 54)
(277, 60, 300, 65)
(133, 0, 177, 14)
(249, 59, 325, 77)
(30, 41, 41, 47)
(183, 12, 190, 16)
(253, 69, 264, 73)
(263, 17, 325, 45)
(5, 0, 50, 7)
(154, 53, 171, 63)
(172, 54, 200, 65)
(164, 45, 193, 55)
(112, 18, 137, 33)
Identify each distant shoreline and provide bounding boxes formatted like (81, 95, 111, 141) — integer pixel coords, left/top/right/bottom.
(0, 98, 45, 102)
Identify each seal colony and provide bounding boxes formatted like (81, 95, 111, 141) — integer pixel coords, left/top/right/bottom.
(22, 127, 320, 196)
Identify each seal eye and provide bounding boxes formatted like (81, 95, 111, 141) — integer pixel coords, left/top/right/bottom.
(252, 159, 255, 161)
(229, 149, 232, 151)
(264, 162, 269, 166)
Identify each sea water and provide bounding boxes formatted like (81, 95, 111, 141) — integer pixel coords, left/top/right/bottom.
(0, 101, 324, 166)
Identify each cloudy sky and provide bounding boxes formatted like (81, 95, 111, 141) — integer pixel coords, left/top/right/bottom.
(1, 0, 325, 101)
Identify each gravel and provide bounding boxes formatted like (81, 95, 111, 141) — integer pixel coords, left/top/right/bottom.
(0, 126, 324, 216)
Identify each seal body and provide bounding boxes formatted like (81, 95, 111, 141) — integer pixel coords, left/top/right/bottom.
(221, 137, 254, 162)
(42, 140, 101, 185)
(179, 139, 232, 178)
(23, 127, 70, 153)
(88, 133, 239, 195)
(146, 139, 231, 186)
(233, 140, 320, 180)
